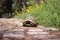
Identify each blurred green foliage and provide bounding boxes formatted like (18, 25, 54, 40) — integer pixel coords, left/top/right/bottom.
(14, 0, 60, 28)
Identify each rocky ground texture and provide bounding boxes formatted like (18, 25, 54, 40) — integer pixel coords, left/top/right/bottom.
(0, 18, 60, 40)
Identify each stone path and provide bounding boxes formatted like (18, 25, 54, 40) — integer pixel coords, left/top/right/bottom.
(0, 18, 60, 40)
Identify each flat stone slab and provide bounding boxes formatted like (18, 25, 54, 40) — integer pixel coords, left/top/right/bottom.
(3, 33, 25, 38)
(1, 27, 59, 40)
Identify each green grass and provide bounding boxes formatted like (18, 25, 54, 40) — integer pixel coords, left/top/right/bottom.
(14, 0, 60, 28)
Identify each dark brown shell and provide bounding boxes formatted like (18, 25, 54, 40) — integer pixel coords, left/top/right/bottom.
(23, 21, 38, 27)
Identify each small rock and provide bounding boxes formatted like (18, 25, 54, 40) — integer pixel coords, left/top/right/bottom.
(46, 28, 59, 31)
